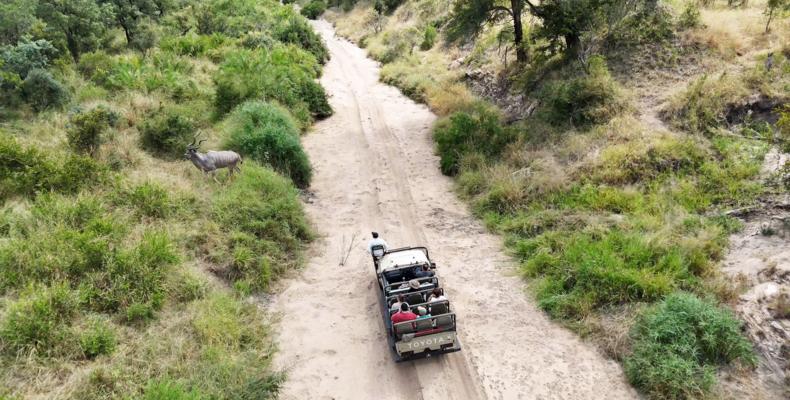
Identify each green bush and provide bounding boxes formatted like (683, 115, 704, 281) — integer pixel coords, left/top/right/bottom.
(301, 1, 327, 20)
(0, 283, 78, 356)
(212, 164, 311, 290)
(225, 101, 312, 187)
(159, 33, 229, 57)
(420, 26, 437, 51)
(0, 135, 103, 201)
(78, 318, 116, 359)
(20, 69, 70, 111)
(273, 14, 329, 63)
(66, 106, 118, 156)
(624, 292, 756, 399)
(77, 51, 115, 86)
(213, 46, 330, 122)
(0, 39, 57, 79)
(434, 104, 516, 175)
(140, 106, 196, 159)
(113, 181, 184, 219)
(540, 57, 626, 126)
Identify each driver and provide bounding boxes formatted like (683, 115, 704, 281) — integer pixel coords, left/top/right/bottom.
(368, 231, 389, 264)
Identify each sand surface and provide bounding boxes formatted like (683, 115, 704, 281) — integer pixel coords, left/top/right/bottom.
(269, 20, 638, 400)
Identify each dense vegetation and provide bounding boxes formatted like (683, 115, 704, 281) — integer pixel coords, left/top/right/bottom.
(0, 0, 327, 398)
(327, 1, 788, 398)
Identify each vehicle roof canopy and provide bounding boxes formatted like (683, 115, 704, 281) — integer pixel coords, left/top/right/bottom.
(378, 249, 428, 273)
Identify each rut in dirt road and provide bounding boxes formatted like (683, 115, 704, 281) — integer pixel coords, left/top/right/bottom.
(270, 20, 638, 400)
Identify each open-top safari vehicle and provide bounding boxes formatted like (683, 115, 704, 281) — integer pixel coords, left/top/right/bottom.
(373, 246, 461, 362)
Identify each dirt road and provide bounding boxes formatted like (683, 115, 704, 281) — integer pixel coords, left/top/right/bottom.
(270, 20, 638, 400)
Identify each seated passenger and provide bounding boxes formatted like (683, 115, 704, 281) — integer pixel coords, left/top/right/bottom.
(390, 294, 405, 313)
(428, 288, 447, 303)
(391, 302, 417, 324)
(416, 306, 431, 320)
(413, 264, 434, 279)
(398, 279, 421, 291)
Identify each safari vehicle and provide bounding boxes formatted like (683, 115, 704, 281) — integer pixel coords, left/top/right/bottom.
(375, 246, 461, 362)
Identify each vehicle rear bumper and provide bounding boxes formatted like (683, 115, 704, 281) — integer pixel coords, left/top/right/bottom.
(393, 332, 461, 362)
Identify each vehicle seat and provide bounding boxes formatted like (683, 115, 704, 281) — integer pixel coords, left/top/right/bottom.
(394, 322, 415, 336)
(435, 314, 454, 329)
(406, 292, 423, 306)
(415, 318, 433, 331)
(429, 302, 448, 315)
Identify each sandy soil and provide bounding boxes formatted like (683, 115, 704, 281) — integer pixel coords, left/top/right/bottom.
(269, 20, 637, 400)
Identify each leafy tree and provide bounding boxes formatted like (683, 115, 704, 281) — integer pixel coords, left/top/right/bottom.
(0, 0, 41, 45)
(35, 0, 115, 61)
(0, 39, 58, 79)
(447, 0, 529, 62)
(764, 0, 789, 33)
(99, 0, 159, 46)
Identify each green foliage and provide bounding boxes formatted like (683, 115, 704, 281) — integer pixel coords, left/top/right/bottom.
(140, 105, 196, 159)
(778, 105, 790, 152)
(678, 2, 702, 30)
(0, 0, 40, 45)
(0, 135, 103, 201)
(420, 26, 437, 51)
(159, 33, 229, 57)
(213, 46, 330, 122)
(78, 317, 117, 359)
(382, 0, 404, 13)
(35, 0, 115, 61)
(67, 106, 118, 156)
(141, 379, 204, 400)
(434, 104, 516, 175)
(664, 74, 750, 135)
(0, 283, 78, 356)
(20, 68, 70, 111)
(211, 164, 311, 290)
(0, 39, 58, 79)
(301, 1, 327, 20)
(273, 14, 330, 63)
(112, 181, 185, 219)
(225, 101, 312, 187)
(540, 57, 626, 126)
(624, 293, 756, 399)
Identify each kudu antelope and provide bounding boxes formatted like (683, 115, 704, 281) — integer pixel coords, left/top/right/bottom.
(184, 135, 242, 181)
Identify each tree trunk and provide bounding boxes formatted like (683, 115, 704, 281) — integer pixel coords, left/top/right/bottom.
(66, 32, 80, 62)
(511, 0, 526, 63)
(564, 33, 580, 57)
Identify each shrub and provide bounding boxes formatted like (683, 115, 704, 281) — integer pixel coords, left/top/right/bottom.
(77, 51, 115, 86)
(624, 292, 756, 399)
(540, 57, 626, 126)
(78, 318, 116, 359)
(160, 33, 229, 57)
(224, 101, 312, 187)
(420, 26, 437, 51)
(383, 0, 404, 12)
(678, 2, 701, 30)
(663, 74, 749, 135)
(0, 39, 57, 78)
(301, 1, 327, 20)
(113, 181, 183, 219)
(140, 106, 196, 159)
(434, 104, 516, 175)
(273, 14, 330, 63)
(0, 283, 78, 356)
(0, 136, 103, 201)
(20, 69, 70, 111)
(213, 46, 330, 122)
(67, 106, 118, 156)
(212, 164, 311, 289)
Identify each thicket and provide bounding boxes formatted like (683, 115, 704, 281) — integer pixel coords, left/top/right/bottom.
(1, 0, 324, 397)
(302, 0, 328, 19)
(624, 293, 755, 399)
(224, 101, 312, 187)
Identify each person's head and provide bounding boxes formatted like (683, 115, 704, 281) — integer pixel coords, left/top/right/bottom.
(400, 302, 410, 312)
(432, 288, 442, 297)
(408, 279, 421, 290)
(372, 232, 379, 239)
(417, 306, 427, 316)
(397, 294, 404, 302)
(422, 264, 430, 271)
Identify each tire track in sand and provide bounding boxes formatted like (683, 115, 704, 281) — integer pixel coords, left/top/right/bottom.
(270, 20, 638, 400)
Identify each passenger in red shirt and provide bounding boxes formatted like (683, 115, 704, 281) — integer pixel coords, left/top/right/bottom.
(391, 302, 417, 324)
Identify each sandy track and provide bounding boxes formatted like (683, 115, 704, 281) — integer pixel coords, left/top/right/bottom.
(270, 20, 638, 400)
